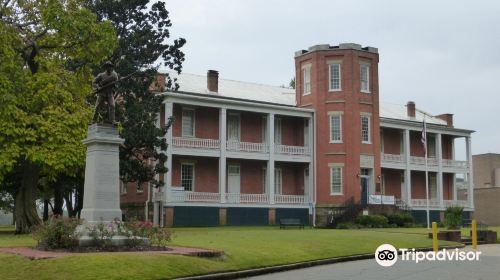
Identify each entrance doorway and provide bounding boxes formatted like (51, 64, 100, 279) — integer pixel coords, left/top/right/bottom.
(360, 168, 371, 205)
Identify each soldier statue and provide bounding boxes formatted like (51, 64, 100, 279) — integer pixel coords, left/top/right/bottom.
(92, 61, 119, 124)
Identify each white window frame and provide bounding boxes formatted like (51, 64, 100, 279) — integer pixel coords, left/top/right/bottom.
(275, 167, 283, 195)
(328, 62, 341, 91)
(360, 63, 370, 93)
(227, 112, 241, 141)
(181, 107, 195, 137)
(361, 114, 371, 144)
(329, 112, 343, 143)
(302, 65, 311, 95)
(181, 162, 195, 191)
(274, 117, 282, 144)
(330, 166, 343, 195)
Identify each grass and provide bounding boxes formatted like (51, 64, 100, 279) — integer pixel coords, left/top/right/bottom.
(0, 225, 461, 280)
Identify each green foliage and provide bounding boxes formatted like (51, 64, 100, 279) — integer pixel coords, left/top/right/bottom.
(87, 0, 186, 188)
(356, 214, 389, 228)
(387, 212, 415, 227)
(444, 206, 463, 230)
(32, 216, 81, 250)
(336, 222, 360, 229)
(86, 219, 124, 249)
(126, 220, 172, 247)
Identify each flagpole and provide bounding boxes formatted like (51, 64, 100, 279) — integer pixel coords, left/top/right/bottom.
(424, 117, 430, 229)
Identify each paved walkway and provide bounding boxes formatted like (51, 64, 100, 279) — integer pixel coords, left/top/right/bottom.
(244, 245, 500, 280)
(0, 246, 223, 260)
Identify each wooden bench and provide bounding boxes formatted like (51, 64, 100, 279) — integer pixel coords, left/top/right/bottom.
(279, 218, 304, 229)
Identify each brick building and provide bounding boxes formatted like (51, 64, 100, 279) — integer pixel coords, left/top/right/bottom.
(120, 43, 474, 227)
(472, 153, 500, 225)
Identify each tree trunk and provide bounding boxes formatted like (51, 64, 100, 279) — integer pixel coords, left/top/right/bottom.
(53, 182, 63, 216)
(43, 199, 49, 221)
(64, 192, 75, 218)
(14, 162, 41, 234)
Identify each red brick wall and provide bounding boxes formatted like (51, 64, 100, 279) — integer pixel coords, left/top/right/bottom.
(442, 135, 453, 160)
(227, 159, 266, 194)
(172, 104, 219, 139)
(295, 47, 380, 205)
(277, 162, 306, 195)
(382, 168, 402, 198)
(280, 117, 305, 146)
(172, 156, 219, 192)
(411, 171, 427, 199)
(410, 131, 426, 157)
(120, 182, 149, 204)
(383, 128, 402, 155)
(240, 112, 264, 143)
(443, 173, 453, 200)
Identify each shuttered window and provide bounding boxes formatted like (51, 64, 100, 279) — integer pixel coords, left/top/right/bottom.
(181, 108, 195, 137)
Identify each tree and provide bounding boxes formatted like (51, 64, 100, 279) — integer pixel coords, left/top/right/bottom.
(289, 77, 296, 89)
(86, 0, 185, 189)
(0, 0, 117, 233)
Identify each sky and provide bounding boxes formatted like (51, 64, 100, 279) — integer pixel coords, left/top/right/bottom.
(164, 0, 500, 156)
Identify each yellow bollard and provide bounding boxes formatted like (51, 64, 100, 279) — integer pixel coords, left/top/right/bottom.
(472, 219, 477, 250)
(432, 222, 439, 252)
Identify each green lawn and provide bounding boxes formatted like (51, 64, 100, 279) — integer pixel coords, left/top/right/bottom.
(0, 226, 460, 280)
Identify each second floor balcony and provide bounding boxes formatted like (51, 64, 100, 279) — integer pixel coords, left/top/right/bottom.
(381, 153, 468, 171)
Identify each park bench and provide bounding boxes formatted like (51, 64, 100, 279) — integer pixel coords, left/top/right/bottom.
(279, 218, 304, 229)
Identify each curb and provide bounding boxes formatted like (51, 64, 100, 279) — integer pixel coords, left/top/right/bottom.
(175, 244, 465, 280)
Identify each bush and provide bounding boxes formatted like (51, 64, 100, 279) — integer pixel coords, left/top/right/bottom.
(32, 216, 81, 250)
(355, 214, 389, 228)
(336, 222, 360, 229)
(387, 213, 414, 227)
(126, 220, 173, 247)
(444, 206, 463, 229)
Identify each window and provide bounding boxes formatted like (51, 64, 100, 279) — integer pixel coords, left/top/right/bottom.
(227, 113, 241, 141)
(361, 115, 371, 143)
(181, 108, 195, 137)
(427, 134, 436, 158)
(429, 174, 437, 199)
(303, 67, 311, 95)
(181, 163, 194, 191)
(274, 118, 282, 144)
(275, 168, 282, 194)
(120, 181, 127, 194)
(330, 167, 343, 195)
(330, 114, 342, 143)
(329, 63, 341, 91)
(360, 64, 370, 93)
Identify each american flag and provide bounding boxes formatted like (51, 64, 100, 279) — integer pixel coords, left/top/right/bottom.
(421, 118, 427, 156)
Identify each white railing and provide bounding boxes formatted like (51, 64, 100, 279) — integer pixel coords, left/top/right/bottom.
(410, 199, 441, 207)
(410, 156, 438, 166)
(225, 193, 269, 204)
(444, 200, 470, 208)
(275, 144, 311, 156)
(226, 141, 268, 153)
(275, 194, 308, 204)
(381, 153, 405, 164)
(169, 191, 220, 202)
(442, 159, 468, 169)
(172, 137, 220, 149)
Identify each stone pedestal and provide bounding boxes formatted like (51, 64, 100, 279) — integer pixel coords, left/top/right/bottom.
(80, 124, 124, 224)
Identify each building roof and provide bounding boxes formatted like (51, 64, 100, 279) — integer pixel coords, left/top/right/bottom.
(164, 72, 447, 125)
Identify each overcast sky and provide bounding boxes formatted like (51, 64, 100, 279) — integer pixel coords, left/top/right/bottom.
(164, 0, 500, 156)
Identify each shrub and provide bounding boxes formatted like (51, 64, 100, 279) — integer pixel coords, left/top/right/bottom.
(87, 219, 123, 249)
(355, 214, 389, 228)
(387, 213, 414, 227)
(336, 222, 360, 229)
(32, 216, 81, 250)
(444, 206, 463, 229)
(126, 220, 173, 247)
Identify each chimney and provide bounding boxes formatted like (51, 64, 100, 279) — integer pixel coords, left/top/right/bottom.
(207, 70, 219, 93)
(436, 113, 454, 127)
(407, 101, 416, 118)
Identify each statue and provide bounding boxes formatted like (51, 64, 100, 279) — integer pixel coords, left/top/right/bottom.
(92, 61, 119, 124)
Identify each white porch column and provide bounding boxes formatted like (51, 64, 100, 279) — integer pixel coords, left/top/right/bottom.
(404, 129, 412, 205)
(268, 113, 275, 204)
(165, 102, 173, 203)
(437, 133, 444, 208)
(466, 136, 474, 209)
(219, 107, 227, 203)
(307, 117, 314, 203)
(452, 173, 457, 201)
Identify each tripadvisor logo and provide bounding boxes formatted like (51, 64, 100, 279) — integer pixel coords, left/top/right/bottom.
(375, 244, 482, 267)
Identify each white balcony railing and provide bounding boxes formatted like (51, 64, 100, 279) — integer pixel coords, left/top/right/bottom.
(410, 156, 438, 166)
(225, 193, 269, 204)
(169, 191, 220, 203)
(153, 191, 164, 202)
(226, 140, 268, 153)
(275, 144, 311, 156)
(172, 137, 220, 149)
(275, 194, 309, 204)
(442, 159, 468, 169)
(410, 199, 441, 207)
(444, 200, 470, 208)
(381, 153, 405, 164)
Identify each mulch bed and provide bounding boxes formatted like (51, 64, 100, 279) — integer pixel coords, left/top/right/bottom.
(0, 246, 224, 260)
